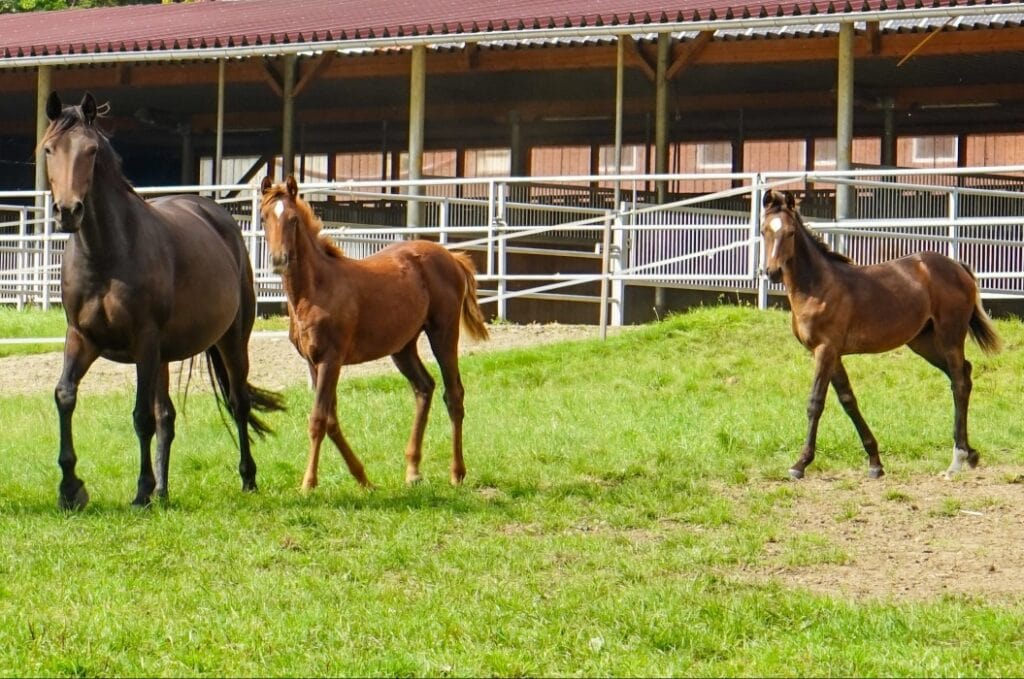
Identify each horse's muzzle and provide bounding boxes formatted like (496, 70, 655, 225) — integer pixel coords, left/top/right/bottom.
(54, 200, 84, 233)
(270, 254, 290, 273)
(766, 267, 783, 284)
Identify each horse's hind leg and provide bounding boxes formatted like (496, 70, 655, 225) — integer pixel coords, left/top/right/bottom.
(392, 339, 436, 484)
(426, 325, 468, 485)
(830, 359, 884, 478)
(153, 363, 176, 501)
(54, 329, 100, 510)
(908, 328, 978, 478)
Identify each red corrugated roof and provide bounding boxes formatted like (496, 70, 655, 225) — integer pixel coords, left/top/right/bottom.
(0, 0, 1015, 60)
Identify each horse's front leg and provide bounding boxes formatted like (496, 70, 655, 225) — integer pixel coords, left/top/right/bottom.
(55, 329, 100, 510)
(830, 359, 884, 478)
(790, 345, 837, 480)
(131, 344, 162, 507)
(305, 358, 371, 490)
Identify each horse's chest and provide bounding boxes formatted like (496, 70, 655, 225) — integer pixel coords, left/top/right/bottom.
(74, 289, 138, 348)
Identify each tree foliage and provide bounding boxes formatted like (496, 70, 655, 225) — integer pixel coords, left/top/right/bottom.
(0, 0, 177, 13)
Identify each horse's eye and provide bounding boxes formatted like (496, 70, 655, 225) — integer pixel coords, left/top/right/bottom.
(43, 146, 53, 155)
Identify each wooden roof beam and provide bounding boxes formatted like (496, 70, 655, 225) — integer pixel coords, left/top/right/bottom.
(666, 31, 714, 80)
(293, 53, 333, 98)
(623, 35, 656, 81)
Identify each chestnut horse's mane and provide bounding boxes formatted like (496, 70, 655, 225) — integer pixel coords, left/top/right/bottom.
(260, 184, 345, 259)
(764, 191, 854, 266)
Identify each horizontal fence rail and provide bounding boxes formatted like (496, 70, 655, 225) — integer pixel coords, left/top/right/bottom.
(2, 167, 1024, 340)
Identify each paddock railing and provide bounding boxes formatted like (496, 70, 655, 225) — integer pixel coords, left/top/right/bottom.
(2, 166, 1024, 337)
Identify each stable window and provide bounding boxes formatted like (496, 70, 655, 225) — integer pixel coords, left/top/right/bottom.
(912, 136, 958, 164)
(696, 142, 732, 171)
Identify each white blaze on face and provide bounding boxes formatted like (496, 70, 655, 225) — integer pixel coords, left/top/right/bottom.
(769, 217, 783, 261)
(274, 200, 285, 218)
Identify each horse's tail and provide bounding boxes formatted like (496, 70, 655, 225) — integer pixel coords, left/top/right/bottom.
(960, 262, 1003, 355)
(452, 251, 490, 342)
(205, 346, 286, 440)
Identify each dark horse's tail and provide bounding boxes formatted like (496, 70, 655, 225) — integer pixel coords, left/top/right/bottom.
(205, 346, 286, 440)
(452, 251, 490, 342)
(960, 262, 1003, 355)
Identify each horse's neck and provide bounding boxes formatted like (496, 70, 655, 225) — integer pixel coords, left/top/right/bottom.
(282, 226, 345, 301)
(76, 173, 136, 261)
(783, 227, 835, 298)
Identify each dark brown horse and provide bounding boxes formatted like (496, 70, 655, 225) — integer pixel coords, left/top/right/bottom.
(259, 176, 489, 489)
(43, 92, 284, 509)
(761, 189, 1001, 480)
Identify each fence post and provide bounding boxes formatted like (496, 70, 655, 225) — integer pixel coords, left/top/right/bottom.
(439, 198, 449, 245)
(948, 188, 960, 262)
(486, 180, 496, 277)
(610, 201, 628, 326)
(599, 210, 613, 339)
(750, 176, 768, 310)
(17, 207, 27, 310)
(42, 192, 53, 311)
(496, 181, 508, 321)
(249, 185, 261, 295)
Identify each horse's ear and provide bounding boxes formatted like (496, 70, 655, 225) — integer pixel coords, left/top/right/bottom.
(783, 191, 797, 211)
(762, 189, 785, 210)
(80, 92, 97, 124)
(285, 175, 298, 198)
(260, 176, 273, 194)
(46, 92, 62, 122)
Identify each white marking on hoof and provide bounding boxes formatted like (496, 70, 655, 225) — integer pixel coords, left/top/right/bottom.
(943, 446, 970, 479)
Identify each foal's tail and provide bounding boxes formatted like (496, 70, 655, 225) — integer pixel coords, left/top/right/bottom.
(205, 346, 286, 440)
(452, 251, 490, 342)
(960, 262, 1003, 355)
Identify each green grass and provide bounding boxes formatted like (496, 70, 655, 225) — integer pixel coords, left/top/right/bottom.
(2, 304, 1024, 675)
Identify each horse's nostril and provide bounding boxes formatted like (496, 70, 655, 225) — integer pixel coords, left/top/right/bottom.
(71, 201, 84, 216)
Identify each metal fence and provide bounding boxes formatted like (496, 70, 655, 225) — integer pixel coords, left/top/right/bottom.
(3, 166, 1024, 335)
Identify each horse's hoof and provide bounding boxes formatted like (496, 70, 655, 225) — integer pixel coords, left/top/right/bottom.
(405, 472, 423, 486)
(58, 485, 89, 511)
(967, 450, 981, 469)
(131, 496, 153, 509)
(867, 466, 885, 479)
(241, 480, 258, 493)
(788, 468, 804, 481)
(939, 470, 956, 481)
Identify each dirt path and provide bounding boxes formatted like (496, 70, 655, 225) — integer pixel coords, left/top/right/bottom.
(733, 469, 1024, 601)
(0, 323, 605, 396)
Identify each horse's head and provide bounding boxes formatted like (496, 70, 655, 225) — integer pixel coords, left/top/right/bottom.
(760, 189, 799, 284)
(260, 175, 304, 273)
(43, 92, 107, 233)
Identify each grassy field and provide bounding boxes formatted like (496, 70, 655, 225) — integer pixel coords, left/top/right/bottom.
(1, 305, 1024, 675)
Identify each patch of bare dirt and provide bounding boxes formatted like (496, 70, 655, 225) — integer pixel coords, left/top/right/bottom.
(0, 322, 607, 396)
(734, 469, 1024, 601)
